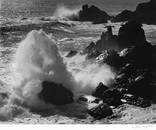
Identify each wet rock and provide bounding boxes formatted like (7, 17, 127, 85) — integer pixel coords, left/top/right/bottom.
(86, 50, 101, 59)
(96, 49, 123, 68)
(91, 98, 101, 104)
(102, 89, 123, 107)
(84, 26, 119, 59)
(92, 82, 108, 98)
(83, 42, 96, 54)
(95, 26, 119, 51)
(66, 50, 77, 57)
(78, 95, 88, 102)
(78, 5, 111, 24)
(88, 103, 113, 119)
(120, 45, 155, 70)
(39, 81, 74, 105)
(122, 94, 151, 108)
(0, 92, 9, 107)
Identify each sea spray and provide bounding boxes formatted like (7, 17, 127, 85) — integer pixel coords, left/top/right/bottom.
(64, 54, 115, 94)
(12, 30, 115, 110)
(13, 30, 75, 109)
(53, 4, 80, 20)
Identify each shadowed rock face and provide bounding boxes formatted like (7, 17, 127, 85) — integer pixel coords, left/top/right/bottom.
(95, 26, 119, 51)
(135, 0, 156, 24)
(112, 10, 135, 22)
(118, 21, 150, 48)
(86, 20, 156, 110)
(39, 81, 74, 105)
(113, 0, 156, 25)
(84, 26, 119, 59)
(84, 21, 151, 60)
(78, 5, 111, 24)
(92, 82, 108, 98)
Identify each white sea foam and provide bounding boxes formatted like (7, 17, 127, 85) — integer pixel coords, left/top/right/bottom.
(53, 5, 80, 20)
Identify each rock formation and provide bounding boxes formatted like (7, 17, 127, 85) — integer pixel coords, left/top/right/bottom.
(39, 81, 74, 105)
(66, 50, 77, 57)
(84, 26, 119, 59)
(77, 4, 111, 24)
(118, 21, 148, 46)
(113, 0, 156, 25)
(87, 21, 156, 114)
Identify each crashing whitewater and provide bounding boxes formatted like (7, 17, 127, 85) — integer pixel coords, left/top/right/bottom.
(0, 29, 115, 120)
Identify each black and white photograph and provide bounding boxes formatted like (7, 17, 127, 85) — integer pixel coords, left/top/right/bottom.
(0, 0, 156, 126)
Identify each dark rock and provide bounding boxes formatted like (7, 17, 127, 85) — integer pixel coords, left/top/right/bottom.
(96, 49, 123, 68)
(135, 0, 156, 24)
(102, 89, 123, 107)
(66, 50, 77, 57)
(120, 44, 156, 71)
(122, 94, 151, 108)
(84, 21, 152, 56)
(88, 103, 113, 119)
(118, 21, 149, 48)
(95, 26, 119, 51)
(92, 82, 108, 98)
(77, 95, 88, 102)
(78, 5, 111, 24)
(113, 0, 156, 25)
(83, 42, 96, 54)
(127, 75, 153, 99)
(114, 45, 156, 100)
(84, 26, 119, 59)
(39, 81, 74, 105)
(112, 10, 135, 22)
(0, 92, 9, 107)
(21, 17, 27, 20)
(86, 50, 101, 59)
(91, 98, 101, 104)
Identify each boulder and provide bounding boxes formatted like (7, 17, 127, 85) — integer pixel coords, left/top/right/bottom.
(102, 89, 123, 107)
(119, 46, 153, 68)
(122, 94, 151, 108)
(39, 81, 74, 105)
(66, 50, 77, 57)
(112, 10, 135, 22)
(88, 103, 113, 119)
(78, 5, 111, 24)
(92, 82, 108, 98)
(77, 95, 88, 102)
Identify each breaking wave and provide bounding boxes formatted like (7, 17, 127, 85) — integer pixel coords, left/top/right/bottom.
(53, 5, 80, 20)
(0, 29, 115, 121)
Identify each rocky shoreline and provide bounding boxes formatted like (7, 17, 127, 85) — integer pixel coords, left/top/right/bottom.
(69, 20, 156, 119)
